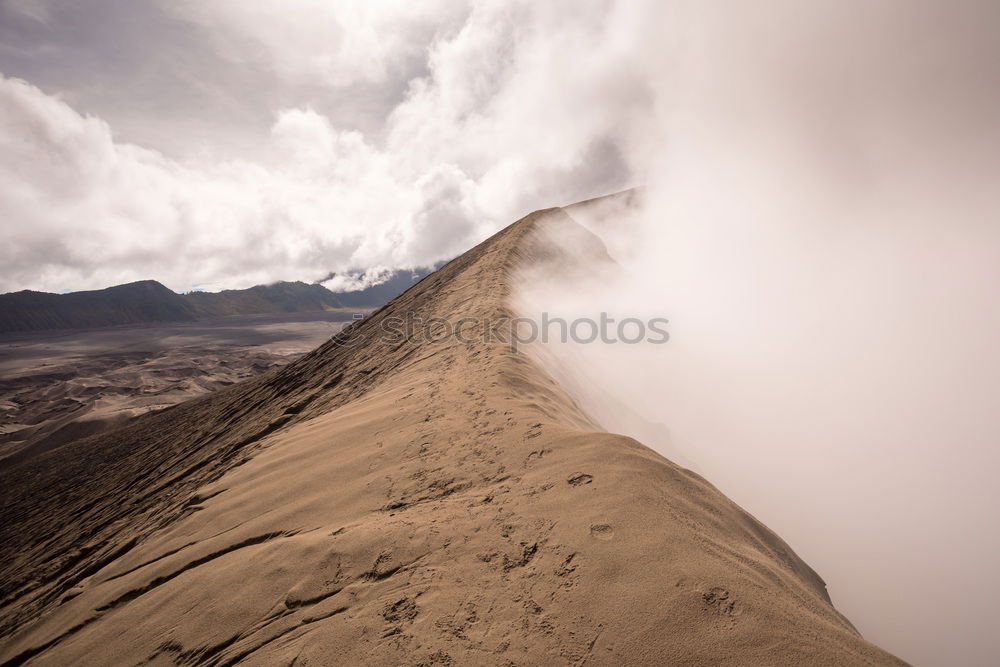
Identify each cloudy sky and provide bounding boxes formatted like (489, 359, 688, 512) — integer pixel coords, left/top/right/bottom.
(2, 1, 1000, 664)
(0, 0, 646, 293)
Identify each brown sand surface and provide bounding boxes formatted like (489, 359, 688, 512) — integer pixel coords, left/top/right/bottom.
(0, 312, 353, 468)
(0, 208, 904, 665)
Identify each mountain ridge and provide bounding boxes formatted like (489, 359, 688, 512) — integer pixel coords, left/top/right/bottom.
(0, 274, 434, 334)
(0, 204, 904, 665)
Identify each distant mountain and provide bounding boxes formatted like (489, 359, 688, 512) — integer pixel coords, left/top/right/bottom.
(183, 281, 342, 318)
(0, 281, 196, 333)
(0, 270, 444, 334)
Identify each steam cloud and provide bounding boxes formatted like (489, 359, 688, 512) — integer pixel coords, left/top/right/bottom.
(515, 3, 1000, 666)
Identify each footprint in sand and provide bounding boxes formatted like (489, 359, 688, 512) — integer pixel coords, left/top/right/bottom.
(589, 524, 614, 540)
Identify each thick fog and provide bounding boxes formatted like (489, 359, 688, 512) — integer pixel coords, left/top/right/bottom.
(514, 3, 1000, 665)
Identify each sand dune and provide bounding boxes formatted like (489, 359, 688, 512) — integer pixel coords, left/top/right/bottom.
(0, 208, 903, 665)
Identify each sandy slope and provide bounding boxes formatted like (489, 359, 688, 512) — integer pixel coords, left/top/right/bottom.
(0, 208, 904, 665)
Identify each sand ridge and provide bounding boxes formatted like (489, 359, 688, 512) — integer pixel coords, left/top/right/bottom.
(0, 207, 905, 665)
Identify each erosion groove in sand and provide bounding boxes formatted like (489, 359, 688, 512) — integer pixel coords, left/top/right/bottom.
(0, 207, 904, 665)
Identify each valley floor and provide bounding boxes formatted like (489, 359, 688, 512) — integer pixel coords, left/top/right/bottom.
(0, 311, 355, 468)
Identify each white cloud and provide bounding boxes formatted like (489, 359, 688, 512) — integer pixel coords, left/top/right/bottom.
(0, 71, 508, 292)
(0, 1, 647, 293)
(0, 75, 416, 292)
(320, 266, 395, 293)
